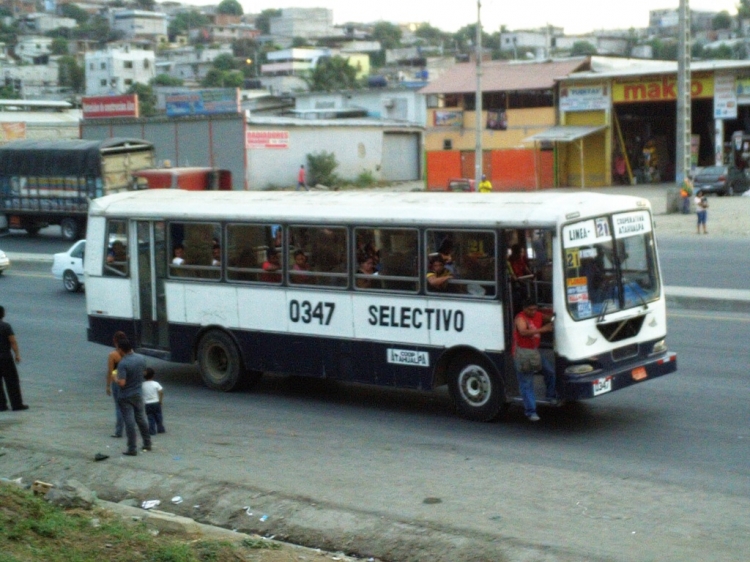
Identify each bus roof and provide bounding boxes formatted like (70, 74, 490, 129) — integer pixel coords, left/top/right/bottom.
(88, 189, 652, 228)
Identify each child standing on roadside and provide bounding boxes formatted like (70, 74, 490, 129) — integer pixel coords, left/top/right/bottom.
(142, 368, 165, 435)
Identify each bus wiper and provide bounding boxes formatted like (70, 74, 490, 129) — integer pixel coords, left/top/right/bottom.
(597, 298, 610, 323)
(623, 276, 649, 310)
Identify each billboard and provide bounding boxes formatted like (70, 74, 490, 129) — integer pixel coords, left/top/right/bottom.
(245, 130, 289, 149)
(165, 89, 240, 117)
(82, 95, 139, 119)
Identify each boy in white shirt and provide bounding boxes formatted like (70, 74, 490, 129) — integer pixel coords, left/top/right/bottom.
(142, 368, 165, 435)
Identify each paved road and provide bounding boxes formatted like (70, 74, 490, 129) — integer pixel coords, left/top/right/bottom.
(0, 263, 748, 561)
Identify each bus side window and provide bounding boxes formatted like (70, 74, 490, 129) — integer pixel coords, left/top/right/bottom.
(226, 224, 278, 284)
(425, 229, 496, 298)
(168, 222, 221, 281)
(104, 219, 128, 277)
(290, 226, 348, 288)
(356, 227, 418, 292)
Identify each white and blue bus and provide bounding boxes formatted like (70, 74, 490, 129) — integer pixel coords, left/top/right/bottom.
(84, 189, 677, 421)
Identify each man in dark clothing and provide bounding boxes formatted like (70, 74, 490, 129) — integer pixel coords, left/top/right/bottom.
(0, 306, 27, 412)
(116, 339, 151, 455)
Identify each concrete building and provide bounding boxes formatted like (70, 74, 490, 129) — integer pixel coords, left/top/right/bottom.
(21, 13, 77, 34)
(0, 61, 62, 98)
(155, 45, 233, 83)
(85, 45, 156, 95)
(294, 88, 426, 125)
(0, 100, 81, 143)
(191, 23, 259, 43)
(110, 10, 168, 40)
(269, 8, 341, 40)
(14, 36, 53, 64)
(261, 48, 332, 76)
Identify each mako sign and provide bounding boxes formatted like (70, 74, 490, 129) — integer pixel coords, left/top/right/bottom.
(612, 74, 714, 103)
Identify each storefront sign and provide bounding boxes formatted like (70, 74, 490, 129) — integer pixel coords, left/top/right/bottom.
(433, 110, 463, 127)
(82, 95, 139, 119)
(735, 76, 750, 103)
(0, 122, 26, 141)
(714, 73, 737, 119)
(612, 74, 713, 103)
(559, 83, 609, 112)
(245, 130, 289, 149)
(166, 89, 240, 117)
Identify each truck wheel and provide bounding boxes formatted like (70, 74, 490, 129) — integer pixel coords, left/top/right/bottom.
(63, 270, 80, 292)
(60, 218, 79, 241)
(197, 330, 243, 392)
(447, 353, 506, 422)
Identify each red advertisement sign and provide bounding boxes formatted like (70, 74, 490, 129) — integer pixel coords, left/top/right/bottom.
(82, 95, 139, 119)
(245, 130, 289, 149)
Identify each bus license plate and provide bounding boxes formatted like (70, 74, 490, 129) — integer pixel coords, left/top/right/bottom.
(631, 367, 647, 381)
(592, 376, 612, 396)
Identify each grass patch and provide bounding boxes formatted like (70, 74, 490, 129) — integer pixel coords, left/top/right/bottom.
(0, 484, 316, 562)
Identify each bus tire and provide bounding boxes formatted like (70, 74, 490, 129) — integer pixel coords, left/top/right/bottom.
(60, 218, 79, 241)
(447, 353, 506, 422)
(197, 330, 243, 392)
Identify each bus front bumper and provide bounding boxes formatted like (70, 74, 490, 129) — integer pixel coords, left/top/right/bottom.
(562, 352, 677, 401)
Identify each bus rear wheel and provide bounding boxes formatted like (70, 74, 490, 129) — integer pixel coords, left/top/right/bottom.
(197, 330, 243, 392)
(447, 353, 506, 422)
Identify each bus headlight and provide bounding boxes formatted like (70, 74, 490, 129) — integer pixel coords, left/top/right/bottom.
(652, 339, 667, 354)
(565, 364, 595, 376)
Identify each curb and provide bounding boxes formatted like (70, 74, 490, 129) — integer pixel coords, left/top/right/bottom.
(5, 252, 54, 264)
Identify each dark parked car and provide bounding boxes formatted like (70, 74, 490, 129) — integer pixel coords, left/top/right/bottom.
(692, 165, 750, 196)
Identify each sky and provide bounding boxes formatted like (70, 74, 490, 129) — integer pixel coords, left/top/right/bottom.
(214, 0, 741, 35)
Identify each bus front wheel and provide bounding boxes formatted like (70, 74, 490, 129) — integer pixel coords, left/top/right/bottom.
(197, 330, 243, 392)
(447, 353, 506, 422)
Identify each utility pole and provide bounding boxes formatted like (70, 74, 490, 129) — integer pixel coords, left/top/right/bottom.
(474, 0, 483, 186)
(675, 0, 691, 185)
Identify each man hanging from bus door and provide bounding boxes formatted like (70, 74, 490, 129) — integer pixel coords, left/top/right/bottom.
(513, 299, 556, 422)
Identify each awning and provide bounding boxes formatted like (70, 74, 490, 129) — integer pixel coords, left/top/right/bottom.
(524, 125, 606, 143)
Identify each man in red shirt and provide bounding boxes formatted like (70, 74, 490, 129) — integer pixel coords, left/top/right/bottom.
(513, 300, 557, 421)
(296, 164, 309, 191)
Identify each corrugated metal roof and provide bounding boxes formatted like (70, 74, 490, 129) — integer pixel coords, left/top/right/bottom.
(419, 58, 589, 95)
(524, 125, 607, 143)
(247, 115, 422, 129)
(560, 56, 750, 82)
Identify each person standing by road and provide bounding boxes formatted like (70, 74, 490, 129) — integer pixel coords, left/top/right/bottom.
(106, 331, 127, 438)
(478, 175, 493, 193)
(116, 339, 151, 456)
(297, 164, 309, 191)
(695, 189, 708, 234)
(0, 306, 28, 412)
(513, 300, 556, 422)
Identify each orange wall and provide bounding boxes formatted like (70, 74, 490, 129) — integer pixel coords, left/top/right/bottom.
(427, 149, 553, 190)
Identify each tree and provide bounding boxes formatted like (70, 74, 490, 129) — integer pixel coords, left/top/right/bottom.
(371, 21, 402, 50)
(254, 8, 281, 34)
(135, 0, 155, 11)
(307, 56, 359, 92)
(151, 74, 184, 86)
(60, 3, 89, 25)
(414, 23, 450, 45)
(211, 53, 237, 71)
(58, 55, 84, 93)
(452, 24, 491, 53)
(127, 83, 156, 116)
(50, 37, 69, 55)
(739, 0, 750, 20)
(713, 11, 733, 30)
(168, 11, 210, 37)
(702, 44, 734, 59)
(570, 41, 597, 56)
(217, 0, 243, 16)
(201, 68, 243, 88)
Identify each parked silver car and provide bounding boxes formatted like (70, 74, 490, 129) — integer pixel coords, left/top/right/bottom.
(51, 240, 85, 292)
(0, 249, 9, 276)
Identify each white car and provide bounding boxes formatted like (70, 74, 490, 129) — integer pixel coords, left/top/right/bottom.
(0, 249, 9, 276)
(51, 240, 85, 292)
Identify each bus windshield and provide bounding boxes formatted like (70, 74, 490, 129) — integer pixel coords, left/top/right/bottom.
(562, 210, 660, 321)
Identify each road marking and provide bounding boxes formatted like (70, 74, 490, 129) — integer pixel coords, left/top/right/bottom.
(668, 311, 750, 323)
(3, 272, 53, 279)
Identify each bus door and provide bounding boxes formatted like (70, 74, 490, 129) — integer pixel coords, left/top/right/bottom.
(135, 220, 169, 350)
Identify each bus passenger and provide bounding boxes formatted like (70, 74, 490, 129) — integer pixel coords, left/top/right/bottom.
(356, 255, 378, 289)
(290, 249, 312, 284)
(211, 244, 221, 267)
(426, 255, 453, 292)
(107, 241, 126, 264)
(260, 248, 282, 283)
(172, 244, 186, 265)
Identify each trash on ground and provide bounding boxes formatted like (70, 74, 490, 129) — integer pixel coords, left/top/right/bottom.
(259, 514, 268, 522)
(94, 453, 109, 462)
(171, 496, 183, 504)
(31, 480, 53, 495)
(141, 500, 161, 510)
